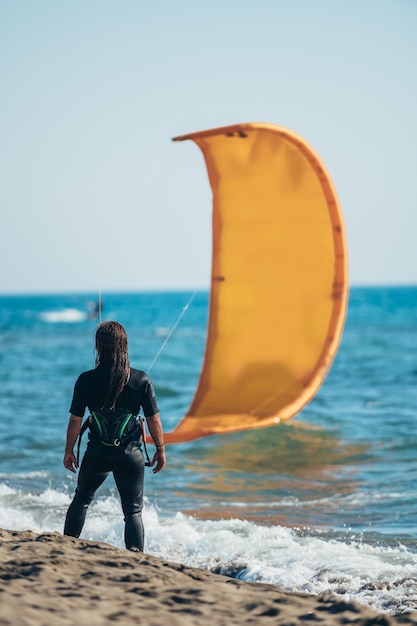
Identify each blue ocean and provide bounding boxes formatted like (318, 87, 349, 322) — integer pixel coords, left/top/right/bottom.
(0, 287, 416, 615)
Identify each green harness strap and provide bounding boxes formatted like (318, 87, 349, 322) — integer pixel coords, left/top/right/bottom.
(76, 411, 152, 466)
(90, 410, 133, 446)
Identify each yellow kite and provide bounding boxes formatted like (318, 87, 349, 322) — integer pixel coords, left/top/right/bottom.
(164, 122, 348, 443)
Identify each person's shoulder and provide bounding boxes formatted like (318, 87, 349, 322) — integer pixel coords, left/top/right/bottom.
(75, 369, 97, 384)
(129, 367, 152, 386)
(129, 366, 148, 379)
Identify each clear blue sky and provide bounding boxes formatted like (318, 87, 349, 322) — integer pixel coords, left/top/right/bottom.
(1, 0, 416, 293)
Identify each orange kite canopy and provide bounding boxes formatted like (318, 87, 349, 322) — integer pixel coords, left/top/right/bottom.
(164, 122, 348, 443)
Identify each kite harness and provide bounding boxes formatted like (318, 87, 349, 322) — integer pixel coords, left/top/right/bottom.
(76, 407, 152, 467)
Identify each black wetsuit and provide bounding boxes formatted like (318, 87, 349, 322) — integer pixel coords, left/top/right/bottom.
(64, 367, 159, 551)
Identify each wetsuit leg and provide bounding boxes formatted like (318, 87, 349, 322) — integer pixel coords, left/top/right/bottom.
(112, 445, 145, 551)
(64, 446, 109, 538)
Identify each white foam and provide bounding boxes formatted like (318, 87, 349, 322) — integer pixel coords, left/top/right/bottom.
(142, 511, 417, 614)
(37, 488, 71, 506)
(1, 484, 416, 614)
(0, 471, 50, 480)
(0, 506, 42, 531)
(0, 484, 14, 496)
(39, 309, 88, 323)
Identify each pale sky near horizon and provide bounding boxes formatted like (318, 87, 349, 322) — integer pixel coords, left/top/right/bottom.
(1, 1, 416, 294)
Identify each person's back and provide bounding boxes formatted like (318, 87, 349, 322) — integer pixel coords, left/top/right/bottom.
(63, 321, 166, 550)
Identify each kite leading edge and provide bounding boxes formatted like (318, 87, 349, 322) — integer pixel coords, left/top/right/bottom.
(163, 122, 348, 443)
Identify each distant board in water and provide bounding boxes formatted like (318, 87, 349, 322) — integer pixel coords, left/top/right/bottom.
(164, 122, 348, 443)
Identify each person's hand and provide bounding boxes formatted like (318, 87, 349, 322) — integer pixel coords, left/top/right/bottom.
(151, 446, 166, 474)
(63, 451, 78, 473)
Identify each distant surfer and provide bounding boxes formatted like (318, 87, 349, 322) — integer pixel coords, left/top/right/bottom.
(63, 321, 166, 551)
(87, 299, 104, 320)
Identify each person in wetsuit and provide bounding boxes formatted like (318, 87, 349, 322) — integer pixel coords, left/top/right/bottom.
(63, 321, 166, 550)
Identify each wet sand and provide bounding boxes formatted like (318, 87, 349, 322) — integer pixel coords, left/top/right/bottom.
(0, 528, 415, 625)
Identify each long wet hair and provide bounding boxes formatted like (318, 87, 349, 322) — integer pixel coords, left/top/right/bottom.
(95, 321, 130, 410)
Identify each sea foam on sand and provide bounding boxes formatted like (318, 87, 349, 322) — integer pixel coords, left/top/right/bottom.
(0, 528, 415, 626)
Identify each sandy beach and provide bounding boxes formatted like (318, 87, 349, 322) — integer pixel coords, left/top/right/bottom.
(0, 528, 415, 626)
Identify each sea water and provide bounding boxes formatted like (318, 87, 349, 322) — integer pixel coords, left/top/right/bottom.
(0, 287, 416, 615)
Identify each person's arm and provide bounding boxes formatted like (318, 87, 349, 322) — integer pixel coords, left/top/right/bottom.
(145, 412, 166, 474)
(63, 414, 83, 473)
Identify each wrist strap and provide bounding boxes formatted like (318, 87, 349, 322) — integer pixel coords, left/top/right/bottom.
(156, 443, 165, 449)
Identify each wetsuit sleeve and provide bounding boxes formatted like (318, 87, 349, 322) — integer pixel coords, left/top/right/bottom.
(69, 374, 88, 417)
(142, 378, 159, 417)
